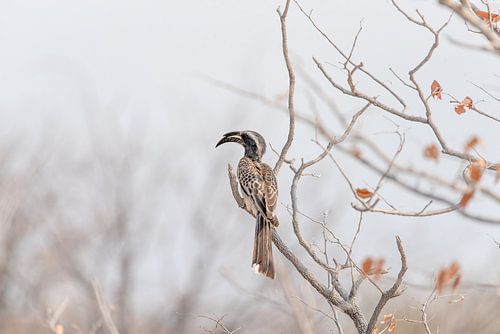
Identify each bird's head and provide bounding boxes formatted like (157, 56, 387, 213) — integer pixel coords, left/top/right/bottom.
(216, 130, 267, 161)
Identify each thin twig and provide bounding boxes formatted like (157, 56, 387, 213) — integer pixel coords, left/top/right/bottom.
(92, 280, 120, 334)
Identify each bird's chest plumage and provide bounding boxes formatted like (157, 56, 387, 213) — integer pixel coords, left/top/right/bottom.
(238, 158, 260, 188)
(237, 157, 262, 215)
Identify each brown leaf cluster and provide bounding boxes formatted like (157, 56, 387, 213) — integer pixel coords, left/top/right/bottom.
(423, 143, 439, 161)
(436, 261, 461, 294)
(468, 160, 485, 184)
(460, 160, 486, 208)
(361, 257, 385, 280)
(454, 96, 473, 115)
(429, 80, 478, 115)
(475, 10, 500, 23)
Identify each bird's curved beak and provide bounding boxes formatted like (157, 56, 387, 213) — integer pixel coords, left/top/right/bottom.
(215, 132, 243, 148)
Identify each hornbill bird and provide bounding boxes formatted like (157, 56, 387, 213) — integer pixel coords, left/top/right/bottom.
(216, 131, 279, 279)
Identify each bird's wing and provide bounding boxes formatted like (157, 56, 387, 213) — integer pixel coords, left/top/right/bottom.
(238, 158, 277, 220)
(247, 163, 277, 220)
(260, 163, 278, 219)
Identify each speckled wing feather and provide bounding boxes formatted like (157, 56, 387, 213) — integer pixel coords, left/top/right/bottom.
(261, 163, 278, 226)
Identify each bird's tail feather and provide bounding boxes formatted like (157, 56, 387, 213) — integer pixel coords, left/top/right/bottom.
(252, 213, 275, 279)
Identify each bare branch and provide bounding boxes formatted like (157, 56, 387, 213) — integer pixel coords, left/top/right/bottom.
(469, 81, 500, 102)
(197, 314, 240, 334)
(274, 0, 297, 174)
(313, 58, 426, 123)
(294, 0, 407, 108)
(438, 0, 500, 54)
(352, 204, 456, 217)
(366, 236, 408, 334)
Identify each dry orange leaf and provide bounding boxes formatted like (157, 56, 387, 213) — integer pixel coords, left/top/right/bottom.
(351, 147, 362, 159)
(459, 190, 474, 208)
(423, 144, 439, 161)
(449, 261, 460, 277)
(374, 259, 385, 280)
(469, 163, 484, 183)
(452, 274, 462, 291)
(464, 136, 480, 152)
(436, 269, 447, 294)
(455, 104, 466, 115)
(431, 80, 442, 99)
(476, 10, 500, 23)
(463, 96, 473, 109)
(436, 262, 461, 294)
(356, 188, 373, 199)
(362, 257, 373, 276)
(362, 258, 386, 279)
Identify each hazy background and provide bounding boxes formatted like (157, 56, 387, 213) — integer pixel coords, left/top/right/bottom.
(0, 0, 499, 333)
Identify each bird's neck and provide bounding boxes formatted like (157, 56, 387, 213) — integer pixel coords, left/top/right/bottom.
(244, 147, 261, 162)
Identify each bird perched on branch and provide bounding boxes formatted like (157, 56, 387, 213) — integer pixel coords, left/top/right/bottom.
(216, 131, 279, 279)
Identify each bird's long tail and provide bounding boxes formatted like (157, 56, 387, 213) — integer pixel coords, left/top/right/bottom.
(252, 213, 275, 279)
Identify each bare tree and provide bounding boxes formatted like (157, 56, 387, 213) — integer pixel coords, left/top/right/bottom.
(218, 0, 499, 333)
(0, 1, 498, 333)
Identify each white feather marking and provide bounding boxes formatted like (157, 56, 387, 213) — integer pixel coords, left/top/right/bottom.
(252, 263, 261, 274)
